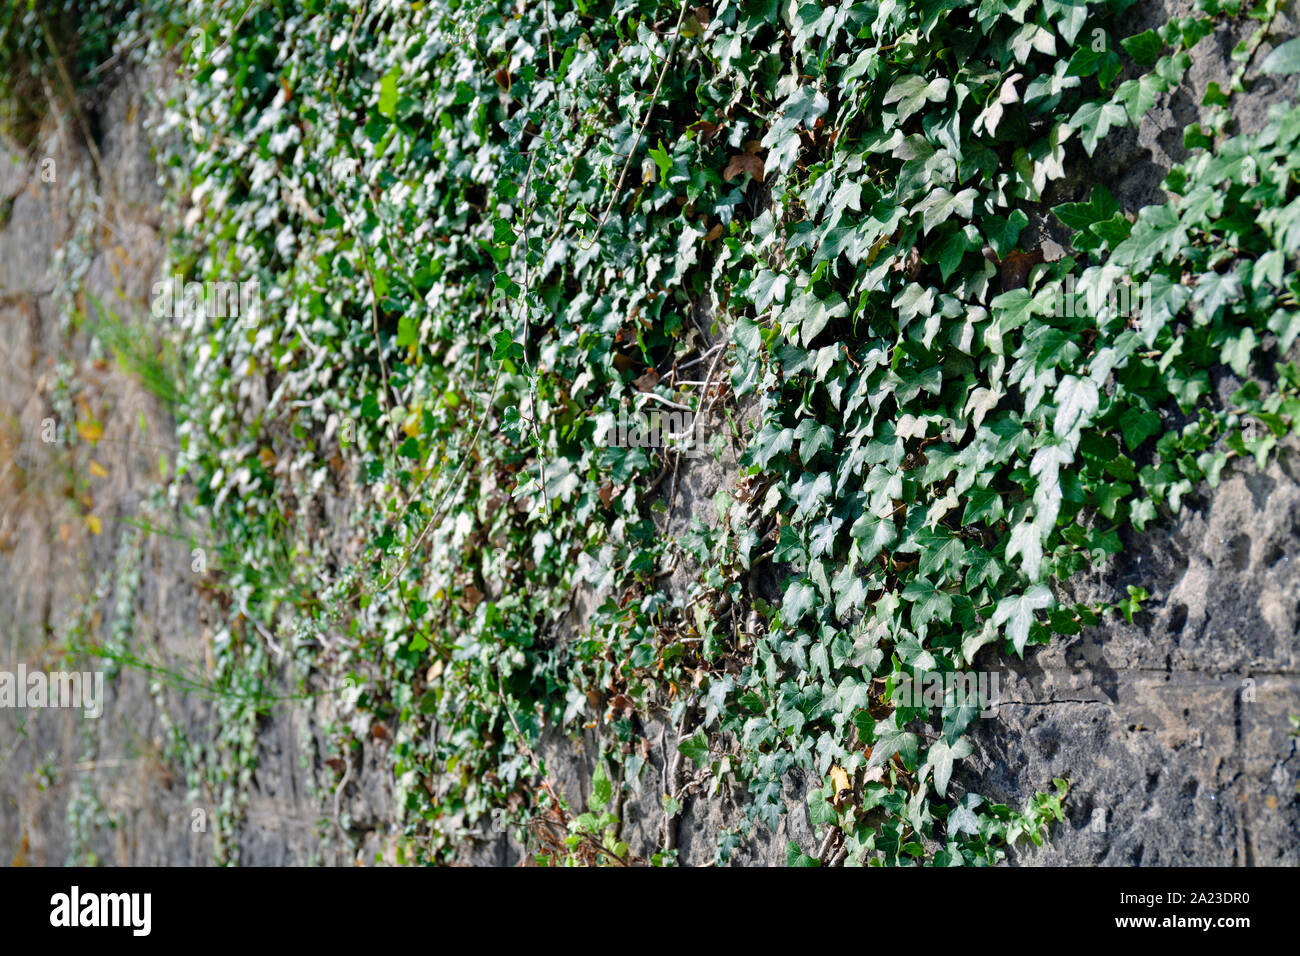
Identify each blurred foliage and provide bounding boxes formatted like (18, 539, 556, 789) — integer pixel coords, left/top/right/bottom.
(0, 0, 136, 141)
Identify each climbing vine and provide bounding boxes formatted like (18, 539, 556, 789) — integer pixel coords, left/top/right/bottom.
(8, 0, 1299, 864)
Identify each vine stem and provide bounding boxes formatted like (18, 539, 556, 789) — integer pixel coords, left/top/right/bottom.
(494, 675, 632, 866)
(580, 1, 689, 251)
(366, 149, 538, 595)
(495, 676, 563, 808)
(319, 99, 400, 451)
(333, 745, 357, 843)
(519, 151, 550, 515)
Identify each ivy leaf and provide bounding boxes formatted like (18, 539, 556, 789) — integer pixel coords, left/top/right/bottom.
(948, 795, 984, 836)
(992, 584, 1055, 655)
(1066, 45, 1121, 88)
(795, 418, 836, 463)
(591, 762, 612, 810)
(832, 562, 871, 619)
(850, 512, 898, 564)
(647, 139, 673, 181)
(962, 487, 1005, 526)
(1052, 184, 1118, 231)
(492, 330, 524, 362)
(964, 386, 1003, 429)
(1260, 37, 1300, 75)
(753, 423, 795, 467)
(925, 737, 973, 797)
(1268, 307, 1300, 353)
(501, 405, 528, 445)
(1120, 30, 1163, 65)
(782, 579, 818, 626)
(774, 525, 808, 564)
(1113, 74, 1163, 126)
(786, 842, 821, 866)
(1009, 22, 1056, 63)
(883, 75, 950, 122)
(678, 731, 710, 767)
(747, 271, 789, 314)
(902, 578, 954, 631)
(397, 315, 418, 347)
(1069, 100, 1129, 156)
(378, 65, 400, 119)
(1005, 519, 1045, 583)
(961, 618, 999, 666)
(1054, 375, 1099, 442)
(869, 713, 920, 770)
(1118, 407, 1161, 450)
(936, 225, 979, 281)
(791, 291, 848, 346)
(914, 187, 977, 235)
(762, 84, 829, 173)
(791, 471, 833, 516)
(1221, 327, 1256, 377)
(982, 210, 1028, 259)
(893, 282, 936, 325)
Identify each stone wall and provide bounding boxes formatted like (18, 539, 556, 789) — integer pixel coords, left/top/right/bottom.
(2, 3, 1298, 866)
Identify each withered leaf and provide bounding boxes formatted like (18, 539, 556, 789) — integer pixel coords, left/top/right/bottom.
(998, 248, 1045, 291)
(458, 583, 485, 612)
(894, 246, 922, 280)
(689, 118, 723, 142)
(723, 141, 766, 183)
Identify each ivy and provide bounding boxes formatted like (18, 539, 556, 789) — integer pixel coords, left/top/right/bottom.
(17, 0, 1299, 865)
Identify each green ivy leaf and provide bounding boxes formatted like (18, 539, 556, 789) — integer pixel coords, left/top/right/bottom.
(1120, 30, 1163, 65)
(378, 65, 400, 119)
(925, 737, 973, 797)
(1260, 37, 1300, 75)
(591, 762, 612, 810)
(678, 731, 710, 767)
(992, 584, 1055, 655)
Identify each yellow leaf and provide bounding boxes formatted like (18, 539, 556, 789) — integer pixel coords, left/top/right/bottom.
(84, 515, 102, 535)
(76, 420, 103, 443)
(864, 235, 891, 267)
(830, 765, 851, 802)
(88, 460, 108, 479)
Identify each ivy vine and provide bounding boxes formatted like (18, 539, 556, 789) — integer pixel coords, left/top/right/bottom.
(10, 0, 1299, 865)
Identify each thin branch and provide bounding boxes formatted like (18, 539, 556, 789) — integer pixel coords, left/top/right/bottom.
(580, 2, 689, 250)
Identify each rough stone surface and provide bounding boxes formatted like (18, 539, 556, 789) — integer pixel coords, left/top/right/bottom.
(963, 437, 1300, 865)
(0, 64, 357, 868)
